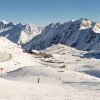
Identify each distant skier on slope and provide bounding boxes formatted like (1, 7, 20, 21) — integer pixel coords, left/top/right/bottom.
(37, 77, 40, 83)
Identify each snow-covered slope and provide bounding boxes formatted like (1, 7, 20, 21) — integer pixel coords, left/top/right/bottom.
(0, 36, 39, 73)
(24, 18, 100, 51)
(0, 20, 41, 45)
(0, 37, 100, 100)
(0, 42, 100, 100)
(1, 19, 100, 100)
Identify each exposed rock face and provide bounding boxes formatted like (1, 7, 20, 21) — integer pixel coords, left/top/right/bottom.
(23, 18, 100, 51)
(1, 19, 100, 51)
(0, 20, 41, 45)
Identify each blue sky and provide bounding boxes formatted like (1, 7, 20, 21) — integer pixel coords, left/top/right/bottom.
(0, 0, 100, 26)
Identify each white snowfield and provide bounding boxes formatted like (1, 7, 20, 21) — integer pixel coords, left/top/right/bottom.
(0, 37, 100, 100)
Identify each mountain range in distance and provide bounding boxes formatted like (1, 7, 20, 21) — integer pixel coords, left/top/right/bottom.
(0, 18, 100, 51)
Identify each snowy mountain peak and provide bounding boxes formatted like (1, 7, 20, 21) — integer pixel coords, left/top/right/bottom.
(0, 20, 41, 44)
(55, 22, 61, 26)
(23, 18, 100, 51)
(0, 20, 8, 24)
(0, 21, 15, 32)
(1, 18, 100, 51)
(77, 18, 92, 29)
(92, 23, 100, 33)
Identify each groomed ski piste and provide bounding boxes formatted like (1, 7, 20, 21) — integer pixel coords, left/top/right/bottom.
(0, 37, 100, 100)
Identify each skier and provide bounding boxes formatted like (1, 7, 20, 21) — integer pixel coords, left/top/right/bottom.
(37, 77, 40, 83)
